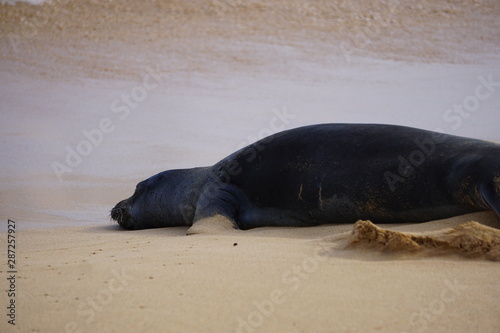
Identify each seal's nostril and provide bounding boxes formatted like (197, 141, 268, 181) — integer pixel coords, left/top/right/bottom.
(110, 201, 136, 229)
(110, 207, 122, 221)
(111, 199, 129, 218)
(110, 204, 128, 222)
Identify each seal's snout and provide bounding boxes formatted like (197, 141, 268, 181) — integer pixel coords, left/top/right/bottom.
(110, 205, 126, 222)
(111, 200, 135, 230)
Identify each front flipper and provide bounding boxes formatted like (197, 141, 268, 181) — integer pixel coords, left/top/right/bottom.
(186, 185, 243, 235)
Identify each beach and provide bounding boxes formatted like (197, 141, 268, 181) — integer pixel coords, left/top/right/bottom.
(1, 0, 500, 332)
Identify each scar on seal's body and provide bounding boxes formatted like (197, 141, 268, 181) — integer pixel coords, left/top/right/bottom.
(298, 184, 303, 201)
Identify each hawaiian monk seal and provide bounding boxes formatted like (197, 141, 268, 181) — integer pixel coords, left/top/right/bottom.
(111, 124, 500, 232)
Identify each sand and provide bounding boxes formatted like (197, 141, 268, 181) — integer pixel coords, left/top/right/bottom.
(1, 0, 500, 332)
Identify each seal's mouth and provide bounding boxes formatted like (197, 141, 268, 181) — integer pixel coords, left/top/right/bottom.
(110, 200, 135, 230)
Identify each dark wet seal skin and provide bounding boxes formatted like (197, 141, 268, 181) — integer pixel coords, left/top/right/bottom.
(111, 123, 500, 232)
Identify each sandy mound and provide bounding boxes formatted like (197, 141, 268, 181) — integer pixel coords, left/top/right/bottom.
(347, 220, 500, 261)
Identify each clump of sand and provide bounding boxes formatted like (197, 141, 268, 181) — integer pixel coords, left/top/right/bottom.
(347, 220, 500, 261)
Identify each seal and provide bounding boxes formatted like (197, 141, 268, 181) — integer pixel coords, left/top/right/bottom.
(110, 124, 500, 232)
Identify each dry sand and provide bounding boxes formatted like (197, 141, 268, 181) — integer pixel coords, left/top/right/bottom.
(1, 0, 500, 332)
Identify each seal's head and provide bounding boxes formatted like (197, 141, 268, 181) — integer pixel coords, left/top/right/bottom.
(111, 170, 193, 230)
(111, 177, 160, 230)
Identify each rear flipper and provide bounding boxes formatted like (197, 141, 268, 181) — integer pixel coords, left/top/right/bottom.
(186, 185, 243, 235)
(480, 181, 500, 219)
